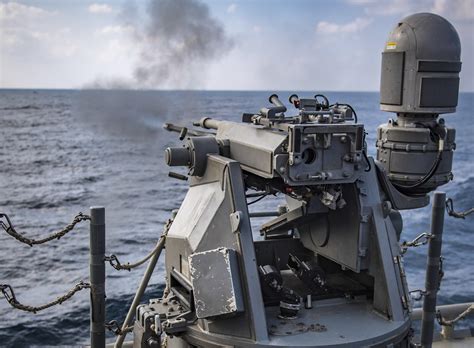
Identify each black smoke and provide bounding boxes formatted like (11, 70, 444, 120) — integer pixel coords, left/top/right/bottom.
(76, 0, 233, 139)
(132, 0, 233, 88)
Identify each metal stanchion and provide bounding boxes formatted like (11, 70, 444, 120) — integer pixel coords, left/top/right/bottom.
(90, 206, 106, 348)
(420, 192, 446, 348)
(114, 235, 166, 348)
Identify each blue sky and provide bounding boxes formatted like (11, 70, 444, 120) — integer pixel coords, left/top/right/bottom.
(1, 0, 473, 91)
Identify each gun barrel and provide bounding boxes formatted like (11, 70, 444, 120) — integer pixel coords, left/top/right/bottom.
(198, 117, 222, 130)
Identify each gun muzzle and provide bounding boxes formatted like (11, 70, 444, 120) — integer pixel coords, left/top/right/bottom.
(165, 147, 190, 167)
(165, 136, 219, 177)
(260, 94, 287, 118)
(269, 94, 285, 108)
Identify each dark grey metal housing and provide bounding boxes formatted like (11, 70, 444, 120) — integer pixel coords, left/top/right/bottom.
(125, 11, 466, 348)
(380, 13, 461, 114)
(377, 13, 461, 195)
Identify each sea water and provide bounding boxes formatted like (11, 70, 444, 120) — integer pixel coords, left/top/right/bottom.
(0, 90, 472, 346)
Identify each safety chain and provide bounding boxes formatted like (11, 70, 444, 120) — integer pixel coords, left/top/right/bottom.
(0, 212, 90, 247)
(437, 304, 474, 327)
(401, 232, 433, 254)
(105, 320, 134, 336)
(409, 289, 427, 301)
(104, 242, 160, 271)
(445, 198, 474, 219)
(0, 281, 90, 313)
(104, 219, 170, 271)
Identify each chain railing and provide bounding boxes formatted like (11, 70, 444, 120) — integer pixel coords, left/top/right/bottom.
(445, 198, 474, 219)
(4, 196, 469, 343)
(437, 304, 474, 326)
(409, 289, 427, 301)
(0, 207, 172, 348)
(401, 232, 433, 254)
(0, 212, 92, 313)
(104, 229, 168, 271)
(0, 281, 90, 313)
(0, 212, 90, 246)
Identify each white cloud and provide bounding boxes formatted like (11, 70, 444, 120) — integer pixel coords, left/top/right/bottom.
(348, 0, 474, 19)
(0, 3, 76, 60)
(227, 3, 237, 14)
(316, 17, 372, 34)
(2, 26, 77, 58)
(351, 0, 432, 16)
(0, 2, 56, 21)
(431, 0, 474, 20)
(97, 25, 135, 35)
(88, 3, 114, 14)
(253, 25, 262, 33)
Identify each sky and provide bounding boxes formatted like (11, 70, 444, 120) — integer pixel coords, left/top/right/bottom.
(0, 0, 473, 91)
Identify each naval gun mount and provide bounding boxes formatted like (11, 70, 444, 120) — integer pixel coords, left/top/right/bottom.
(135, 94, 418, 348)
(132, 12, 461, 348)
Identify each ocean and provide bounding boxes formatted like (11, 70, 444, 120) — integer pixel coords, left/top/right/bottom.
(0, 89, 472, 346)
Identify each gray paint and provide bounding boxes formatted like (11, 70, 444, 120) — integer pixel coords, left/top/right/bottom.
(189, 248, 244, 319)
(421, 192, 446, 348)
(377, 14, 461, 194)
(127, 11, 465, 348)
(155, 126, 411, 347)
(380, 13, 461, 114)
(90, 206, 106, 348)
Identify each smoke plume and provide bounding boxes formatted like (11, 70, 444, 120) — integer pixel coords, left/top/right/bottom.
(132, 0, 233, 89)
(76, 0, 233, 139)
(92, 0, 234, 90)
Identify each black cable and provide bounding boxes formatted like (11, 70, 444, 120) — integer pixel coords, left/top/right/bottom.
(362, 131, 371, 172)
(393, 151, 443, 191)
(392, 126, 445, 192)
(246, 191, 267, 198)
(314, 94, 330, 108)
(363, 150, 372, 172)
(247, 194, 268, 205)
(329, 103, 358, 123)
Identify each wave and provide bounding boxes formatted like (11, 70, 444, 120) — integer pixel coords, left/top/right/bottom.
(0, 105, 41, 111)
(0, 192, 92, 210)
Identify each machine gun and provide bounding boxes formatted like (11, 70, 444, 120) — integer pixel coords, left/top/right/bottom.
(133, 12, 461, 348)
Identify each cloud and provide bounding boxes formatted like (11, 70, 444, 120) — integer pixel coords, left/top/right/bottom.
(0, 2, 56, 21)
(0, 3, 76, 59)
(227, 3, 237, 14)
(351, 0, 432, 16)
(2, 26, 77, 58)
(88, 3, 114, 14)
(97, 25, 135, 35)
(349, 0, 474, 19)
(431, 0, 474, 20)
(316, 17, 372, 34)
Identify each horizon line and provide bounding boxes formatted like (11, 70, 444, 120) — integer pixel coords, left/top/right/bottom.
(0, 87, 379, 93)
(1, 87, 474, 93)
